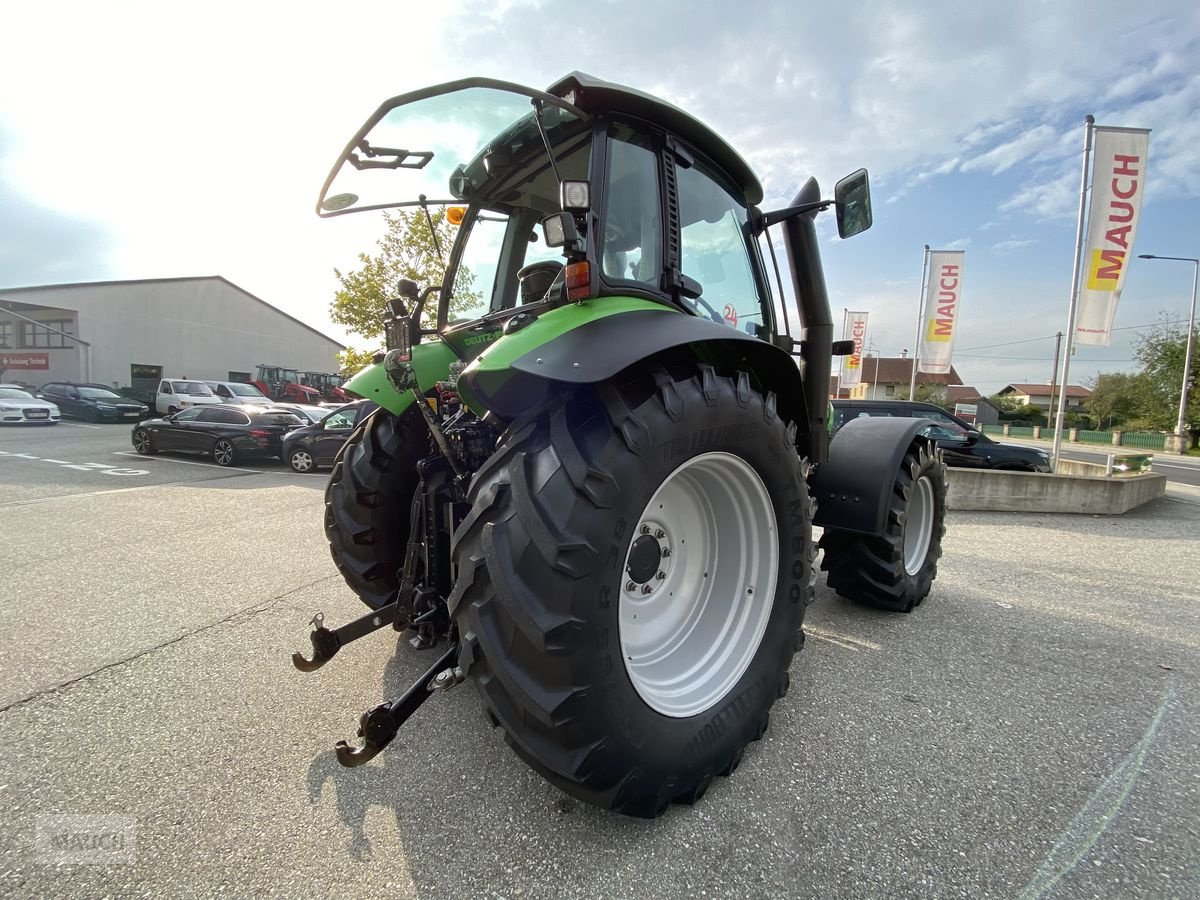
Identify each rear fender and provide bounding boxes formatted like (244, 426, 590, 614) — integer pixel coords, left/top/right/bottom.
(812, 417, 933, 536)
(342, 340, 458, 416)
(458, 299, 808, 428)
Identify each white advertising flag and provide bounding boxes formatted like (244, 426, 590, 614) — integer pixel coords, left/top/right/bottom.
(918, 251, 965, 374)
(1075, 127, 1150, 346)
(841, 311, 869, 388)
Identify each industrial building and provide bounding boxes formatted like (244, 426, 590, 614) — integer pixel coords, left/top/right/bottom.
(0, 276, 344, 392)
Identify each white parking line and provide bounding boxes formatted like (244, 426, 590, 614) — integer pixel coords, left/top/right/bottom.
(0, 449, 147, 476)
(59, 421, 101, 429)
(2, 479, 210, 507)
(112, 450, 271, 475)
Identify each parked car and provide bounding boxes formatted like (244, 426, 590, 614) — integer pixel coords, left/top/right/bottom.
(282, 401, 378, 472)
(37, 382, 149, 423)
(203, 380, 273, 406)
(0, 386, 61, 425)
(267, 403, 332, 426)
(132, 406, 307, 466)
(154, 379, 223, 415)
(831, 400, 1053, 472)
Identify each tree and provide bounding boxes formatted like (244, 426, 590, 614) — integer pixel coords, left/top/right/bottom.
(895, 384, 948, 407)
(330, 208, 480, 361)
(337, 346, 377, 377)
(1085, 372, 1140, 429)
(1132, 318, 1198, 432)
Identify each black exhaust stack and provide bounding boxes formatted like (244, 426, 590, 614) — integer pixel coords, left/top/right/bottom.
(780, 177, 833, 465)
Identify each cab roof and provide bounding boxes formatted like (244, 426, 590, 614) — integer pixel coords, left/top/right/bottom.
(546, 71, 763, 206)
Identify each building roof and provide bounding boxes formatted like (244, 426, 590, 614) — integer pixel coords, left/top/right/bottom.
(998, 383, 1092, 398)
(828, 374, 852, 399)
(0, 276, 345, 350)
(857, 357, 963, 386)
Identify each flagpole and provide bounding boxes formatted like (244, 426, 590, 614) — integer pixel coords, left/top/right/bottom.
(1052, 115, 1095, 467)
(909, 245, 931, 399)
(838, 308, 849, 387)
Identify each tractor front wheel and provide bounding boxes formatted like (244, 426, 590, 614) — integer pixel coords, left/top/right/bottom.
(449, 363, 814, 817)
(324, 407, 426, 609)
(819, 440, 946, 612)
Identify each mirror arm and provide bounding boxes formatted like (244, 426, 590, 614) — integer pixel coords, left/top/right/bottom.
(754, 200, 834, 233)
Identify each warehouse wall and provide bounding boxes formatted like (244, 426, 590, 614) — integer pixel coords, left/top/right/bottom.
(0, 277, 343, 389)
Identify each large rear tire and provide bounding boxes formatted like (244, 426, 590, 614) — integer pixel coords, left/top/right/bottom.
(324, 407, 426, 609)
(448, 363, 815, 817)
(819, 440, 946, 612)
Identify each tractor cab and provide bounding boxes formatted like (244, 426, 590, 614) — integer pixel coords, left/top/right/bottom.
(319, 73, 872, 448)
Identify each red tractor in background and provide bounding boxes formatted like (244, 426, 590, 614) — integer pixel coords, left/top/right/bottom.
(302, 372, 350, 403)
(251, 365, 322, 404)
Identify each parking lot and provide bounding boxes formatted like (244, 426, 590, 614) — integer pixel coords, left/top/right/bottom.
(1, 422, 1198, 898)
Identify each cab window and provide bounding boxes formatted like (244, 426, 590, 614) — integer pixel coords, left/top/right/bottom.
(677, 158, 763, 334)
(601, 128, 661, 287)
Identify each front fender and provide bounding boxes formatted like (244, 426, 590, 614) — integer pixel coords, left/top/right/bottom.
(812, 417, 934, 536)
(342, 340, 458, 416)
(458, 298, 808, 428)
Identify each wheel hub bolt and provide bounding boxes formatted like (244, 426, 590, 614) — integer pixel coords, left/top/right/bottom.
(639, 524, 651, 535)
(661, 548, 671, 558)
(626, 581, 637, 592)
(654, 529, 665, 539)
(641, 584, 653, 595)
(656, 571, 665, 580)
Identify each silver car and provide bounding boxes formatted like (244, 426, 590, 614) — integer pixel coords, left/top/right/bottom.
(204, 381, 273, 406)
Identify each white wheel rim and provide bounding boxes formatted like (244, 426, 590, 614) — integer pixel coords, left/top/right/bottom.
(292, 450, 312, 471)
(903, 475, 935, 576)
(215, 442, 233, 465)
(619, 451, 778, 718)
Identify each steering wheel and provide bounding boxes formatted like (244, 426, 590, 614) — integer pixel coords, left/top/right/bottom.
(516, 260, 565, 305)
(684, 293, 726, 325)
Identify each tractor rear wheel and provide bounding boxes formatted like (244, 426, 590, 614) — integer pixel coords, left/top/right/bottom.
(448, 363, 814, 817)
(324, 407, 426, 609)
(819, 440, 946, 612)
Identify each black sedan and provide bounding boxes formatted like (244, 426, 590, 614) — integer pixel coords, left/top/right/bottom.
(38, 382, 149, 423)
(831, 400, 1052, 472)
(131, 406, 306, 467)
(282, 401, 377, 472)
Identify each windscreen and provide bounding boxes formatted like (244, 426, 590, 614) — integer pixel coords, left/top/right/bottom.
(171, 382, 213, 395)
(78, 387, 122, 399)
(318, 82, 587, 216)
(228, 383, 265, 397)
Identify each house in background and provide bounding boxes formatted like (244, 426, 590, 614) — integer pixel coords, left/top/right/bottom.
(997, 383, 1092, 414)
(846, 356, 964, 400)
(944, 386, 1002, 426)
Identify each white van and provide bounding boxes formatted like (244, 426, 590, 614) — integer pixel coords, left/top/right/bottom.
(155, 379, 223, 415)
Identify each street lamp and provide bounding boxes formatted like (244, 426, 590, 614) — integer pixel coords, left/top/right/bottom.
(1138, 254, 1198, 449)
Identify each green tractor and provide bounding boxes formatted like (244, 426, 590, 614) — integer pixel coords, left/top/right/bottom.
(294, 73, 947, 817)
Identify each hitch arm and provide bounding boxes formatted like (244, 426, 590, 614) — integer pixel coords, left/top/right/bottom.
(291, 601, 398, 672)
(334, 642, 459, 767)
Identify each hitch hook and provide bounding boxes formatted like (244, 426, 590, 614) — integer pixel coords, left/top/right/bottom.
(291, 602, 398, 672)
(334, 643, 459, 766)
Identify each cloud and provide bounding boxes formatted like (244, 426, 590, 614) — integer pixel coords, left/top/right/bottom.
(960, 125, 1057, 175)
(0, 129, 112, 287)
(992, 238, 1036, 254)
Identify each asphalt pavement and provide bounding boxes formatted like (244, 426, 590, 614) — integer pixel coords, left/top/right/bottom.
(1, 422, 1197, 898)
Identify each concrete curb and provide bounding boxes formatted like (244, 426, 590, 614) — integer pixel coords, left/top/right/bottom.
(945, 468, 1166, 514)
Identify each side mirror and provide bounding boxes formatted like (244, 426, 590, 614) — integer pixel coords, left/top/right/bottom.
(834, 168, 873, 239)
(964, 430, 981, 445)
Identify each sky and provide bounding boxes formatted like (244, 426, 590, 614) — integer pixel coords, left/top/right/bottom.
(2, 0, 1199, 396)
